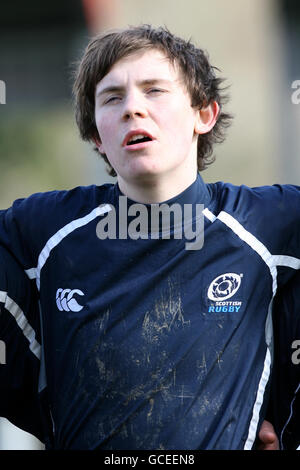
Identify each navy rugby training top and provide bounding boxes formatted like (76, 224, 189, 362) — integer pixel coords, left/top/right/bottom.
(0, 173, 299, 449)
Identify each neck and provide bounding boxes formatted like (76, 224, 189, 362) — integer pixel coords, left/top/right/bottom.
(117, 165, 198, 204)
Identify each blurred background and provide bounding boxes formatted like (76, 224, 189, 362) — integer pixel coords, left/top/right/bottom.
(0, 0, 299, 449)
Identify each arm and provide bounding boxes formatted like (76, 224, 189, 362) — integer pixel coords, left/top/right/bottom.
(266, 271, 300, 450)
(0, 245, 46, 442)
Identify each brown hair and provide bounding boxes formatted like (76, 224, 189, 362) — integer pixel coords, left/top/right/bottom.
(73, 24, 233, 176)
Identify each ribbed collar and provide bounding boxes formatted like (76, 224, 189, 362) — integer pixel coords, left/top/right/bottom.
(113, 173, 210, 208)
(108, 174, 210, 238)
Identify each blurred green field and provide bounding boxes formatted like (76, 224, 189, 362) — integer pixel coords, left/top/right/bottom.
(0, 106, 104, 208)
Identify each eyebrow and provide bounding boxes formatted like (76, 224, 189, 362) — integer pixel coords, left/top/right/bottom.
(96, 79, 173, 98)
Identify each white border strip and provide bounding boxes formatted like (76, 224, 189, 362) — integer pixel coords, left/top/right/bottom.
(25, 267, 37, 280)
(244, 348, 272, 450)
(202, 208, 217, 223)
(0, 290, 41, 359)
(217, 211, 278, 293)
(272, 255, 300, 270)
(32, 204, 111, 290)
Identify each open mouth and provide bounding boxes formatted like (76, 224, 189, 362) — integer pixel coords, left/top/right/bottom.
(127, 135, 153, 146)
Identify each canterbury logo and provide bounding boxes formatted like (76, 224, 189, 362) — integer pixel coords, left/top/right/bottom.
(56, 288, 84, 312)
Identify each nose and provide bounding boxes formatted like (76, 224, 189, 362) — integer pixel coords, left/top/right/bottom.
(121, 91, 148, 121)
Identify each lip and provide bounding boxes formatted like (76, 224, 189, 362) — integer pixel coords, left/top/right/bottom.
(122, 129, 155, 148)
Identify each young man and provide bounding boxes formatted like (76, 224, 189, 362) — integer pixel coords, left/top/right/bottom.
(0, 24, 299, 449)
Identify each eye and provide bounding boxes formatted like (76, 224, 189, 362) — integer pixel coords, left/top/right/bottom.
(104, 96, 122, 104)
(147, 88, 165, 95)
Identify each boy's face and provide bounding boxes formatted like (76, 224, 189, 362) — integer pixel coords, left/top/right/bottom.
(94, 49, 203, 189)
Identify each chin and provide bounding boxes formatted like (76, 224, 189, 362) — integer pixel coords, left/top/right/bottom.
(127, 161, 163, 179)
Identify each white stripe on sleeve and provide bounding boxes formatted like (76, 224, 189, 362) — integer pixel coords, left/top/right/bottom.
(0, 290, 41, 360)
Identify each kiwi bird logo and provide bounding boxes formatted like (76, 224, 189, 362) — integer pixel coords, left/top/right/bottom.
(56, 288, 85, 312)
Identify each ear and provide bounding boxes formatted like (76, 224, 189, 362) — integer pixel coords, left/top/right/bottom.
(92, 132, 104, 153)
(194, 101, 220, 135)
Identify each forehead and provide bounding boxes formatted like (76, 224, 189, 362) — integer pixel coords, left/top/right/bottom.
(96, 49, 182, 90)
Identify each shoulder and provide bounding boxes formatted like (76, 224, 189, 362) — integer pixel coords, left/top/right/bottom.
(207, 181, 300, 215)
(5, 182, 114, 235)
(0, 183, 116, 267)
(9, 183, 114, 217)
(206, 182, 300, 255)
